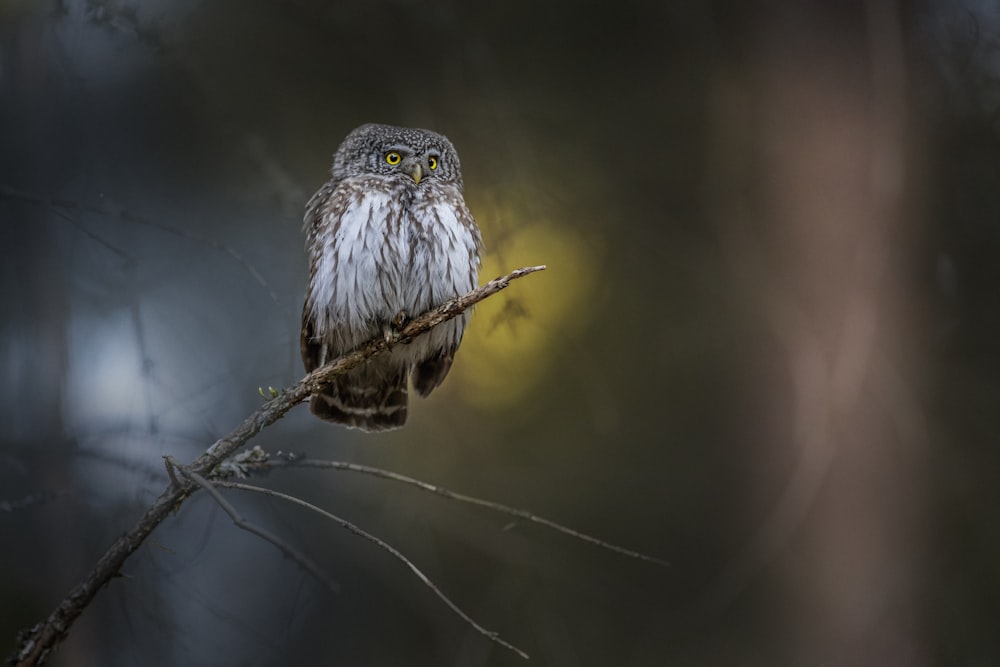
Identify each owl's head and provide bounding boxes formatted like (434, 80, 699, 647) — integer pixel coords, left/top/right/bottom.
(331, 123, 463, 190)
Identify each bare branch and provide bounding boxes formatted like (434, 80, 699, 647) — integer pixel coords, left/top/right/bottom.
(165, 457, 340, 595)
(217, 481, 530, 661)
(10, 264, 544, 667)
(260, 456, 669, 567)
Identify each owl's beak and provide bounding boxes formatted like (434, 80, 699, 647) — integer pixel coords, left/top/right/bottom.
(406, 163, 424, 185)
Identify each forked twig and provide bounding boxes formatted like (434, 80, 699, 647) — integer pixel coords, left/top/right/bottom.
(217, 481, 530, 660)
(165, 457, 340, 595)
(261, 457, 669, 567)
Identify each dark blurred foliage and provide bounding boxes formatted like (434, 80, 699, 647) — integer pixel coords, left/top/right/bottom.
(1, 0, 999, 665)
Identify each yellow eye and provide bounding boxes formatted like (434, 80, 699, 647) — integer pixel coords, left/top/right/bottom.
(385, 151, 401, 165)
(428, 155, 439, 170)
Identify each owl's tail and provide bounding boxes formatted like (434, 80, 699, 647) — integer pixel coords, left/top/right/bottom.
(309, 368, 409, 432)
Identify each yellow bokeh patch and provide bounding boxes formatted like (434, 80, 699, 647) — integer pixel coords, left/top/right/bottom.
(452, 219, 596, 409)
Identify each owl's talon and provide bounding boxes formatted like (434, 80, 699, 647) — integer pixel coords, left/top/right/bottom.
(381, 311, 410, 343)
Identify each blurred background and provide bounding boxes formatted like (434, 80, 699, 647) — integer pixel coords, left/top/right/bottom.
(1, 0, 998, 664)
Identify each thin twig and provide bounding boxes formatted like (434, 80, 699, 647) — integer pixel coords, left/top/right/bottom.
(165, 457, 340, 595)
(10, 265, 544, 667)
(217, 481, 529, 661)
(260, 457, 669, 567)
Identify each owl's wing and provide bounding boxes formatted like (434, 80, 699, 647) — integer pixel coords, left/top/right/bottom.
(301, 181, 331, 373)
(410, 192, 481, 397)
(411, 349, 455, 397)
(302, 178, 339, 238)
(300, 300, 322, 372)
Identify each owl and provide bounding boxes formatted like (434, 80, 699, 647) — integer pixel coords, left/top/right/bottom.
(300, 123, 482, 431)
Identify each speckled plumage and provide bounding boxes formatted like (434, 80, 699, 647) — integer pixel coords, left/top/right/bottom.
(301, 123, 482, 431)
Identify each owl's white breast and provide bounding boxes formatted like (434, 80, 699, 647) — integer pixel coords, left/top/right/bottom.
(406, 186, 481, 310)
(308, 179, 480, 358)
